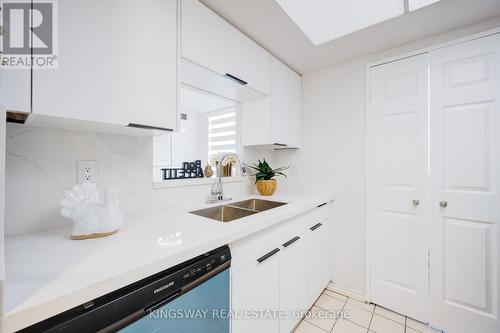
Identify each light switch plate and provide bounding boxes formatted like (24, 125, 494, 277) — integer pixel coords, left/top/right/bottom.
(77, 160, 97, 184)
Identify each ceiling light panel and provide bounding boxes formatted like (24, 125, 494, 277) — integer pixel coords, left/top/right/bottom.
(408, 0, 440, 12)
(276, 0, 404, 45)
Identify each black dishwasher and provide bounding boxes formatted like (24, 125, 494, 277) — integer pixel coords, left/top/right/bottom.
(19, 246, 231, 333)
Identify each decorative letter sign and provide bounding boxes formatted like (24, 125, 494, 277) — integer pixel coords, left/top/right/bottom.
(161, 160, 204, 180)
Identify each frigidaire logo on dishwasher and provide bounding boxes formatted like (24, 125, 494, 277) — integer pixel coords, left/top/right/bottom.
(153, 281, 174, 294)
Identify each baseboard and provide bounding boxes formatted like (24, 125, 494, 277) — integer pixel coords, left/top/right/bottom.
(326, 281, 368, 303)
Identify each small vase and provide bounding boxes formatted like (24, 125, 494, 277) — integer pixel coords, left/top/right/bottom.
(256, 179, 276, 196)
(204, 164, 213, 177)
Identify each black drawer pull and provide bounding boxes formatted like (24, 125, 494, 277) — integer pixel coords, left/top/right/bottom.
(225, 73, 247, 85)
(310, 223, 323, 231)
(257, 248, 280, 263)
(283, 236, 300, 248)
(273, 143, 288, 147)
(127, 123, 173, 132)
(317, 202, 327, 208)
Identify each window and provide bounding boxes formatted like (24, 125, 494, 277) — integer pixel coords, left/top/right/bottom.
(208, 107, 238, 164)
(276, 0, 440, 45)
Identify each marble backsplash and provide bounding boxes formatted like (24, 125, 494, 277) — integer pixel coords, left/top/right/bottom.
(5, 124, 282, 237)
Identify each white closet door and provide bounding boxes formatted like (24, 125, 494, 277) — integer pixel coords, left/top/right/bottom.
(369, 54, 429, 321)
(429, 33, 500, 333)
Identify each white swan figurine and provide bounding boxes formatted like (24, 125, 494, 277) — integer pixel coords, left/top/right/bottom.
(59, 183, 123, 240)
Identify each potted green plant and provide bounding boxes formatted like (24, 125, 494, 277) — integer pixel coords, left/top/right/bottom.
(244, 159, 288, 196)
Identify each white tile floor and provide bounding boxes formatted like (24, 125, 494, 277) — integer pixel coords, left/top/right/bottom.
(294, 284, 442, 333)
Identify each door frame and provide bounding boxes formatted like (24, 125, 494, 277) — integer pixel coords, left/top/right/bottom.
(364, 27, 500, 310)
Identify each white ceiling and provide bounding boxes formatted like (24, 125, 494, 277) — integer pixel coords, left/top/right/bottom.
(201, 0, 500, 74)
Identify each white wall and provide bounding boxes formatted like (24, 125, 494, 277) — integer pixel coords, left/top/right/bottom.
(274, 148, 302, 194)
(301, 17, 500, 296)
(302, 60, 367, 294)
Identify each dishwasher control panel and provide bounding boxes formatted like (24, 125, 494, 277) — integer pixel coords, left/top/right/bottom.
(181, 248, 231, 283)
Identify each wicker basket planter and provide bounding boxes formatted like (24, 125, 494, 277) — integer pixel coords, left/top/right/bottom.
(256, 179, 277, 196)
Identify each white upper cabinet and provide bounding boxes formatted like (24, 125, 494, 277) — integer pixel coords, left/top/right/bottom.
(271, 58, 301, 147)
(242, 57, 301, 148)
(31, 0, 179, 132)
(181, 0, 271, 96)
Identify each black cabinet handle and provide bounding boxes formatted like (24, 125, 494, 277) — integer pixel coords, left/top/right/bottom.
(273, 143, 288, 147)
(225, 73, 247, 85)
(310, 223, 323, 231)
(282, 236, 300, 248)
(127, 123, 173, 132)
(257, 248, 280, 263)
(317, 202, 327, 208)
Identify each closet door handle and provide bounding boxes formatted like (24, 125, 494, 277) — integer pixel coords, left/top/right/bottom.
(283, 236, 300, 248)
(257, 248, 280, 263)
(310, 223, 323, 231)
(439, 201, 448, 208)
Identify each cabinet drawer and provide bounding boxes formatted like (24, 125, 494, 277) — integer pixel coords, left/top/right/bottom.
(230, 217, 300, 272)
(278, 213, 309, 243)
(308, 202, 331, 227)
(230, 224, 284, 272)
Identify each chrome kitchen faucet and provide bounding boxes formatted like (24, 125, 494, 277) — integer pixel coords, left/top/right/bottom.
(208, 153, 246, 204)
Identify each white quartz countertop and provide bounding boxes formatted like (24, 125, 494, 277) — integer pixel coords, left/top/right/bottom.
(3, 192, 334, 332)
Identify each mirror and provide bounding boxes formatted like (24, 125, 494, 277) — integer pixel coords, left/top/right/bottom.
(153, 85, 240, 181)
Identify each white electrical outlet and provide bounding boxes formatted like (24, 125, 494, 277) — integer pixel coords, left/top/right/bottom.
(77, 160, 98, 184)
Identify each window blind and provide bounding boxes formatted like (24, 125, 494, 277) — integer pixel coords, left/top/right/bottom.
(208, 109, 237, 158)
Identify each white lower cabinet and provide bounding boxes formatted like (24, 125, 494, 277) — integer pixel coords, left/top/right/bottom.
(231, 202, 332, 333)
(308, 217, 333, 305)
(279, 233, 309, 333)
(231, 250, 281, 333)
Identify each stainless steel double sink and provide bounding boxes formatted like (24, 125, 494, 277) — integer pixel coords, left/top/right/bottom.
(190, 199, 287, 222)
